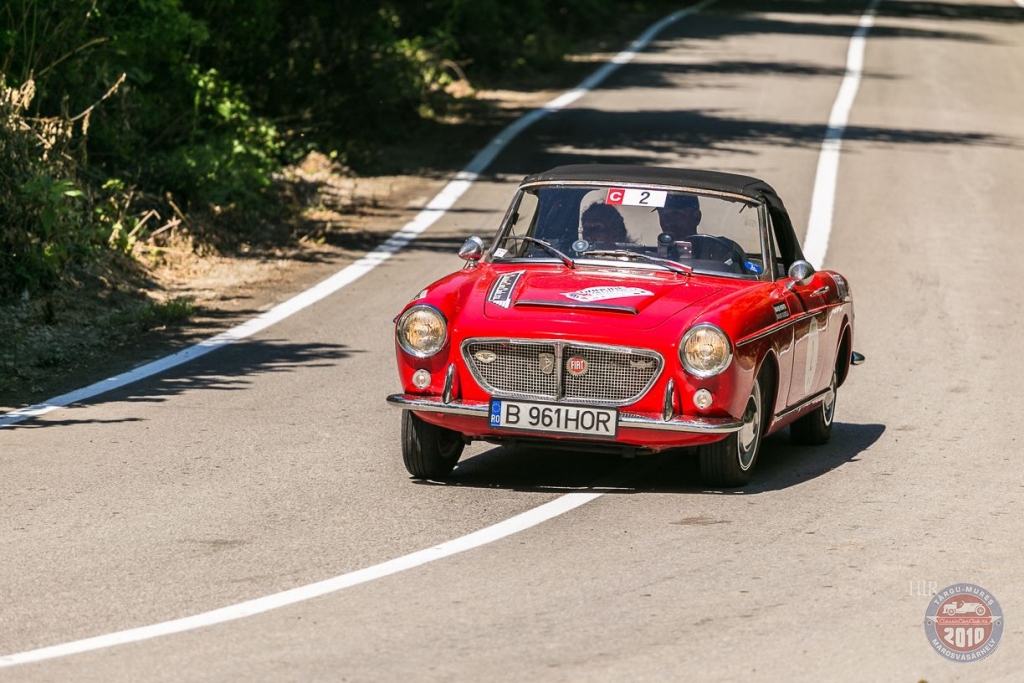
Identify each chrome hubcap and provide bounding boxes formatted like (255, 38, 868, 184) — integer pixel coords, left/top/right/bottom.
(737, 379, 761, 471)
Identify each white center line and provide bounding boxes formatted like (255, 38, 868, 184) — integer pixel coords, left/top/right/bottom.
(802, 0, 880, 268)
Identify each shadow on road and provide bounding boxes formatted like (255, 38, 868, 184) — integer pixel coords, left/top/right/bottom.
(486, 107, 1014, 177)
(416, 421, 885, 495)
(673, 5, 997, 48)
(595, 59, 891, 92)
(718, 0, 1024, 25)
(1, 339, 358, 430)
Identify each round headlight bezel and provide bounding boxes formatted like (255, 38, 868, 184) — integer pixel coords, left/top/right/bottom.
(679, 323, 733, 378)
(396, 304, 448, 358)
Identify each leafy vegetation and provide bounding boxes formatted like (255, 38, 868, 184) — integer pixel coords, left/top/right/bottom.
(1, 0, 672, 299)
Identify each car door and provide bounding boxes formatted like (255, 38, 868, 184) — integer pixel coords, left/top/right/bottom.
(786, 272, 836, 406)
(761, 205, 837, 409)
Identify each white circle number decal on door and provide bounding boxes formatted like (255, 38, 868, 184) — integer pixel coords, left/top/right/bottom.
(804, 316, 820, 395)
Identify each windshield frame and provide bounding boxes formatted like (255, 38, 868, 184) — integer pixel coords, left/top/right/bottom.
(488, 180, 771, 281)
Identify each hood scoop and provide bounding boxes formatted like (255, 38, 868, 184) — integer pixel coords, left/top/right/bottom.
(513, 283, 659, 315)
(514, 299, 638, 314)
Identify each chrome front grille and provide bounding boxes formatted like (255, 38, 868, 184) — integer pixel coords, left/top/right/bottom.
(466, 340, 558, 398)
(462, 338, 663, 406)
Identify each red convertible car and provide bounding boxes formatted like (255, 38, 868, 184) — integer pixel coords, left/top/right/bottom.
(387, 165, 862, 487)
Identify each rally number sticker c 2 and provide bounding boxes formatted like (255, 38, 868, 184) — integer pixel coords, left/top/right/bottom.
(606, 187, 666, 208)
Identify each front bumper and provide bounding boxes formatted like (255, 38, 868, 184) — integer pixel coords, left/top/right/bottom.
(385, 394, 743, 435)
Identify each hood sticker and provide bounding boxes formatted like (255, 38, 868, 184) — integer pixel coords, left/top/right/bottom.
(562, 286, 654, 303)
(488, 270, 525, 308)
(773, 302, 790, 321)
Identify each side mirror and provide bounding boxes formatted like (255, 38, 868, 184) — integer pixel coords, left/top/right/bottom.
(787, 260, 815, 287)
(458, 235, 485, 262)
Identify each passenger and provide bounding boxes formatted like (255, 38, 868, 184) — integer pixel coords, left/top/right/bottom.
(580, 203, 628, 250)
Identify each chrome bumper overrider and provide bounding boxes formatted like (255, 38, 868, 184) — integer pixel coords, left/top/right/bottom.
(385, 394, 743, 434)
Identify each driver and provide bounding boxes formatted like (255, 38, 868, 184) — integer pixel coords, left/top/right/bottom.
(580, 203, 628, 249)
(656, 193, 751, 273)
(655, 193, 702, 240)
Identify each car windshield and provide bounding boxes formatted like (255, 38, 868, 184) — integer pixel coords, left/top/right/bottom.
(492, 184, 766, 279)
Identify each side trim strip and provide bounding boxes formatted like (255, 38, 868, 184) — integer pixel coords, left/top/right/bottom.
(773, 386, 832, 422)
(735, 311, 815, 347)
(735, 302, 844, 348)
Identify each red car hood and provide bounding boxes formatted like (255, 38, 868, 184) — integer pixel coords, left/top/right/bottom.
(481, 267, 721, 331)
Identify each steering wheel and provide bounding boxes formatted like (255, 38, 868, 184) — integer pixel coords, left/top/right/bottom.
(686, 234, 748, 273)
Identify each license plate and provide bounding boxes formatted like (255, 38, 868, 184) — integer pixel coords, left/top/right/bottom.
(488, 399, 618, 438)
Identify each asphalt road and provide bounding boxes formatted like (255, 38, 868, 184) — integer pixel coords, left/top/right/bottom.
(3, 1, 1023, 681)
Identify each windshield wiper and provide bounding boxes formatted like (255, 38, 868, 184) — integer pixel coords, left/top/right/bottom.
(581, 250, 692, 276)
(501, 236, 575, 269)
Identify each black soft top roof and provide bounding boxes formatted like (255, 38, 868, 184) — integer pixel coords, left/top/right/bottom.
(522, 164, 779, 204)
(520, 164, 804, 264)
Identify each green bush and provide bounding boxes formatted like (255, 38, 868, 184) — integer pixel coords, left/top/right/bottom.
(1, 1, 285, 297)
(1, 0, 673, 300)
(157, 66, 283, 207)
(0, 77, 88, 296)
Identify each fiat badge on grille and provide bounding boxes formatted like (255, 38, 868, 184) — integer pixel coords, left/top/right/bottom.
(566, 356, 588, 376)
(474, 350, 497, 364)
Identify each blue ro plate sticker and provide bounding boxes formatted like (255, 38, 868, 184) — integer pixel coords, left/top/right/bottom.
(488, 398, 618, 438)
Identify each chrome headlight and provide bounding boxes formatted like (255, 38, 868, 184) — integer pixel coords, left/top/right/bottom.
(397, 305, 448, 358)
(679, 324, 732, 378)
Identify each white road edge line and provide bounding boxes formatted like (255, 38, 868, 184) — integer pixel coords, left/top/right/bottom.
(802, 0, 880, 269)
(0, 1, 717, 668)
(0, 3, 714, 431)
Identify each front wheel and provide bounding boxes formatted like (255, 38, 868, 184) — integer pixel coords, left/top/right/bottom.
(698, 378, 765, 488)
(401, 411, 465, 479)
(791, 369, 837, 445)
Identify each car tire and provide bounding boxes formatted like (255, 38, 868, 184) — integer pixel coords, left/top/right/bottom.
(401, 410, 465, 479)
(791, 369, 837, 446)
(699, 377, 765, 488)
